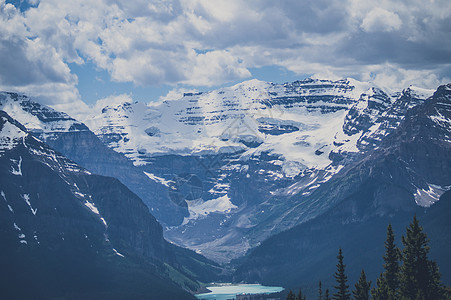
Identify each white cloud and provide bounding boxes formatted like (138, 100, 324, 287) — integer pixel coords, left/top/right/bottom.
(360, 8, 402, 32)
(158, 87, 198, 102)
(0, 0, 79, 106)
(48, 99, 91, 122)
(184, 50, 251, 86)
(92, 94, 134, 112)
(0, 0, 450, 107)
(361, 63, 450, 92)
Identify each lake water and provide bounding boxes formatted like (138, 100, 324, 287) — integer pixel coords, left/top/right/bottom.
(195, 283, 284, 300)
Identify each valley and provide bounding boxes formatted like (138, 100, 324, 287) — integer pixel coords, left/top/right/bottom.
(1, 79, 450, 298)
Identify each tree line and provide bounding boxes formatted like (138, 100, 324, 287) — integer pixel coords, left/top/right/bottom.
(286, 215, 451, 300)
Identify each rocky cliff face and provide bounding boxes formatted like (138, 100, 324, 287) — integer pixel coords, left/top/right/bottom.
(383, 84, 451, 187)
(232, 84, 451, 295)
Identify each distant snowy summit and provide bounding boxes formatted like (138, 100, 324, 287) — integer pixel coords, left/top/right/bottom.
(76, 78, 433, 171)
(0, 79, 438, 195)
(0, 92, 89, 140)
(2, 78, 433, 172)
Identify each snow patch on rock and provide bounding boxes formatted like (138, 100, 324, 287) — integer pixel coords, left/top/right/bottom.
(183, 195, 237, 224)
(414, 184, 449, 207)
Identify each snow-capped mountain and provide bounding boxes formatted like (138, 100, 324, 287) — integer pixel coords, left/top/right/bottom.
(233, 84, 451, 291)
(83, 79, 432, 167)
(0, 110, 220, 298)
(77, 78, 438, 262)
(0, 92, 89, 139)
(0, 92, 189, 226)
(85, 78, 373, 167)
(1, 78, 444, 263)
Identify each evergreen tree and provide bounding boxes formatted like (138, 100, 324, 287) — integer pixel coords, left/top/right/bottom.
(372, 224, 400, 299)
(324, 289, 330, 300)
(287, 290, 296, 300)
(353, 269, 371, 300)
(296, 288, 306, 300)
(332, 248, 350, 300)
(384, 224, 400, 291)
(443, 285, 451, 299)
(318, 280, 322, 300)
(371, 275, 390, 300)
(399, 215, 444, 299)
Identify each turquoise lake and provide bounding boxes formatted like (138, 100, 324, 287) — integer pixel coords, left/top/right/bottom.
(195, 284, 284, 300)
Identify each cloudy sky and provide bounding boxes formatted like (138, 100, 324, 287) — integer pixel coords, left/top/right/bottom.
(1, 0, 450, 111)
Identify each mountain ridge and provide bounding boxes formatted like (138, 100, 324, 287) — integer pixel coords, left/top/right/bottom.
(0, 79, 444, 264)
(232, 85, 451, 297)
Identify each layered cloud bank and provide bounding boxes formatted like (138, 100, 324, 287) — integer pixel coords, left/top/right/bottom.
(0, 0, 450, 106)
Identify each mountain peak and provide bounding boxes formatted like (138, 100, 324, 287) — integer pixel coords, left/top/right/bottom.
(0, 92, 89, 137)
(232, 78, 270, 88)
(0, 110, 28, 155)
(432, 83, 451, 98)
(402, 85, 435, 100)
(0, 110, 27, 132)
(92, 94, 136, 112)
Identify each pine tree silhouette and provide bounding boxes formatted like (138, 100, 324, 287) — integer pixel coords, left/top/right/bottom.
(353, 269, 371, 300)
(297, 288, 306, 300)
(332, 248, 350, 300)
(318, 280, 322, 300)
(399, 215, 444, 299)
(324, 288, 330, 300)
(372, 224, 399, 299)
(287, 290, 296, 300)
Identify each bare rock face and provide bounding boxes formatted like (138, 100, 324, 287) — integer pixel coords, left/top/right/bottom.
(383, 84, 451, 186)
